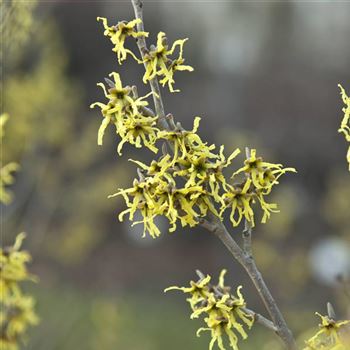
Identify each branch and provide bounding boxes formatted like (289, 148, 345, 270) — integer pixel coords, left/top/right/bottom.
(242, 307, 278, 333)
(129, 2, 296, 349)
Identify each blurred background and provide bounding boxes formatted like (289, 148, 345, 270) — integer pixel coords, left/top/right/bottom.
(1, 0, 350, 349)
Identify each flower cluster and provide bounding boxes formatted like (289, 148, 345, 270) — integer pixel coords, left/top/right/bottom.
(93, 15, 295, 239)
(90, 72, 159, 154)
(222, 149, 296, 228)
(96, 17, 193, 93)
(109, 118, 244, 238)
(303, 313, 350, 350)
(0, 234, 38, 350)
(338, 84, 350, 171)
(165, 270, 254, 350)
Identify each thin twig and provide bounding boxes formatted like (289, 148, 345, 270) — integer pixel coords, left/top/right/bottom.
(242, 307, 279, 333)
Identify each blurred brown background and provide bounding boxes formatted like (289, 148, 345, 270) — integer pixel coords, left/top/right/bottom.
(2, 0, 350, 349)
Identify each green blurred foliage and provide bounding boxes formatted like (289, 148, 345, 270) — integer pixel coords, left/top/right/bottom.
(2, 4, 133, 267)
(0, 0, 37, 67)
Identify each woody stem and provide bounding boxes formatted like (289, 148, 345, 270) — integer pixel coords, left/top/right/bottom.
(202, 215, 297, 350)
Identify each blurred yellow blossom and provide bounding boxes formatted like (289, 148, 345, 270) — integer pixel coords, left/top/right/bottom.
(0, 233, 37, 298)
(0, 0, 37, 64)
(0, 234, 38, 349)
(0, 162, 19, 205)
(0, 114, 19, 205)
(0, 294, 38, 350)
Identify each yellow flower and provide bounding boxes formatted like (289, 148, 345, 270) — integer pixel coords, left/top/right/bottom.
(162, 185, 203, 232)
(303, 313, 350, 350)
(166, 270, 253, 350)
(129, 155, 175, 185)
(159, 57, 194, 93)
(338, 84, 350, 171)
(97, 17, 147, 64)
(0, 233, 37, 298)
(116, 115, 159, 155)
(175, 147, 240, 192)
(232, 149, 296, 194)
(143, 32, 193, 92)
(165, 274, 211, 309)
(158, 117, 208, 164)
(221, 179, 255, 227)
(90, 72, 158, 152)
(221, 149, 295, 227)
(109, 177, 165, 238)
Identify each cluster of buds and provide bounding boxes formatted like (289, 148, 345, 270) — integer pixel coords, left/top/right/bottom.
(165, 270, 254, 350)
(303, 311, 350, 350)
(338, 84, 350, 171)
(0, 234, 38, 350)
(97, 17, 193, 92)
